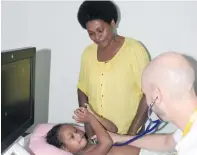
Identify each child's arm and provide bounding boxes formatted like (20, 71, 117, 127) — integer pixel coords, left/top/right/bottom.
(73, 107, 113, 155)
(86, 104, 118, 133)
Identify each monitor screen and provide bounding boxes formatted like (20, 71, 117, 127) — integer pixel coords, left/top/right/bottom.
(1, 47, 35, 153)
(1, 58, 31, 142)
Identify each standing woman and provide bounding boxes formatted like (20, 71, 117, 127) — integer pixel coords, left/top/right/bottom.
(77, 0, 150, 138)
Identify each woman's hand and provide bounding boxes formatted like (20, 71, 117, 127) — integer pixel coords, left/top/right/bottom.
(72, 107, 92, 123)
(85, 103, 118, 133)
(85, 103, 96, 116)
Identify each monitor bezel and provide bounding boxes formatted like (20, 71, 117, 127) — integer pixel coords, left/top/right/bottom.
(1, 47, 36, 153)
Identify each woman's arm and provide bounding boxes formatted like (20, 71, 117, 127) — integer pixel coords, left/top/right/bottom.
(78, 89, 95, 138)
(127, 95, 148, 135)
(73, 108, 113, 155)
(86, 104, 118, 133)
(77, 48, 95, 139)
(128, 41, 150, 135)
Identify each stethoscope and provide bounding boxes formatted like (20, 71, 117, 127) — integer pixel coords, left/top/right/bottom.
(113, 97, 162, 147)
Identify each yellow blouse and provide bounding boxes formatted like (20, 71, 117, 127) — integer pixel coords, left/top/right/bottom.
(78, 37, 149, 134)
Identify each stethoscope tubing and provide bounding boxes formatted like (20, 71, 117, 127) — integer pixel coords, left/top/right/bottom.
(113, 119, 161, 147)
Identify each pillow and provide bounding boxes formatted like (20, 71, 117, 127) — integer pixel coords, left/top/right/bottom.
(29, 123, 84, 155)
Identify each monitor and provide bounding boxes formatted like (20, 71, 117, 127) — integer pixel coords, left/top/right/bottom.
(1, 47, 36, 153)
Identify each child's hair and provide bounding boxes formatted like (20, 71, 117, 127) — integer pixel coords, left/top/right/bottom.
(45, 123, 77, 148)
(45, 124, 64, 148)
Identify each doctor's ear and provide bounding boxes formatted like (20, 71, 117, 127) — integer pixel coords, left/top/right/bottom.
(154, 87, 162, 104)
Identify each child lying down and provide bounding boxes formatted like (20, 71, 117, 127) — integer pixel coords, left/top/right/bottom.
(45, 105, 140, 155)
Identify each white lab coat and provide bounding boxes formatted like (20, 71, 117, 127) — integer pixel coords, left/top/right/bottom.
(139, 119, 197, 155)
(173, 119, 197, 155)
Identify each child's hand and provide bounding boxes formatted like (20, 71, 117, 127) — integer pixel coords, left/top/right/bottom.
(72, 107, 92, 123)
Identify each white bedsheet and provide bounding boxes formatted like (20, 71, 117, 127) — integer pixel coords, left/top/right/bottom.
(140, 149, 177, 155)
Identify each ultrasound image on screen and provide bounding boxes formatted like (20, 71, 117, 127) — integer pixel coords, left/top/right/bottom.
(1, 59, 31, 142)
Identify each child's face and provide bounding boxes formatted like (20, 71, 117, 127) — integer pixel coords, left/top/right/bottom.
(59, 125, 88, 153)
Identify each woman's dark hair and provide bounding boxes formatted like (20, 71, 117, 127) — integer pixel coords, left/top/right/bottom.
(77, 0, 118, 29)
(45, 124, 64, 148)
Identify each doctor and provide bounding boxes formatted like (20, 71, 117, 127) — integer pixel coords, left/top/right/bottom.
(109, 52, 197, 155)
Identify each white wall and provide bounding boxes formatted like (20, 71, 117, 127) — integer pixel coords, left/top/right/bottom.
(2, 1, 197, 131)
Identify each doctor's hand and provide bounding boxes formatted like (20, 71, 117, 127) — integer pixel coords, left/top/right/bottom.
(72, 107, 93, 123)
(107, 131, 121, 143)
(108, 131, 134, 144)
